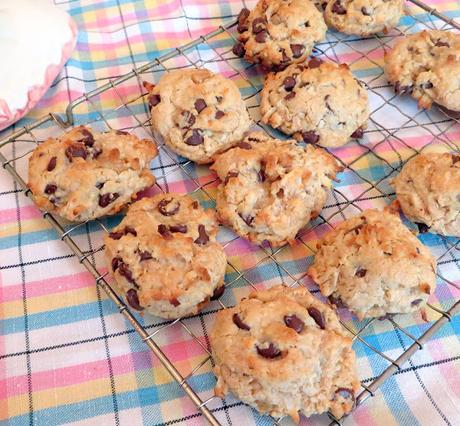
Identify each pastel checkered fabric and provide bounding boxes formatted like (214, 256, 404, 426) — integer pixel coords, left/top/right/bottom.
(1, 1, 460, 425)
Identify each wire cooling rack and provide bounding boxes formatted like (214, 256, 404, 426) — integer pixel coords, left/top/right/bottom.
(1, 1, 460, 424)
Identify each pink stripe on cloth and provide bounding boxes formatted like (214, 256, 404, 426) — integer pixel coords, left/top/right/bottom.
(0, 205, 42, 225)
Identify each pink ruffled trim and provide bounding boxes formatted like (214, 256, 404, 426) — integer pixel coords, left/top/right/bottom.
(0, 16, 78, 131)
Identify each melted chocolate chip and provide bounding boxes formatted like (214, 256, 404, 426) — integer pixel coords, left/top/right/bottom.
(181, 110, 196, 127)
(435, 40, 450, 48)
(361, 6, 371, 15)
(394, 81, 412, 94)
(169, 224, 188, 233)
(126, 288, 143, 311)
(118, 262, 135, 284)
(239, 213, 254, 226)
(108, 230, 124, 240)
(411, 298, 423, 306)
(307, 307, 325, 329)
(284, 92, 296, 100)
(256, 343, 281, 359)
(290, 44, 305, 58)
(283, 76, 296, 92)
(194, 224, 209, 245)
(302, 131, 320, 144)
(252, 17, 266, 34)
(416, 222, 430, 233)
(335, 387, 355, 403)
(332, 0, 347, 14)
(96, 182, 104, 189)
(78, 128, 94, 147)
(237, 8, 250, 33)
(329, 295, 347, 308)
(211, 285, 225, 300)
(65, 144, 87, 162)
(355, 267, 367, 278)
(116, 130, 129, 135)
(185, 129, 204, 146)
(215, 110, 225, 119)
(194, 98, 207, 113)
(280, 49, 290, 63)
(44, 184, 57, 194)
(233, 42, 246, 57)
(258, 167, 266, 182)
(124, 226, 137, 237)
(47, 157, 57, 172)
(225, 170, 239, 184)
(111, 257, 122, 271)
(308, 57, 323, 69)
(158, 224, 172, 239)
(284, 315, 304, 333)
(98, 192, 119, 208)
(255, 30, 268, 43)
(351, 127, 364, 138)
(149, 94, 161, 107)
(158, 198, 180, 216)
(232, 313, 250, 330)
(236, 141, 252, 150)
(138, 250, 153, 261)
(170, 298, 181, 307)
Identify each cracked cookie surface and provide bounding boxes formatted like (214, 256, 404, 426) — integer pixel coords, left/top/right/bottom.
(324, 0, 404, 36)
(211, 285, 360, 421)
(104, 194, 227, 319)
(147, 68, 251, 164)
(232, 0, 327, 70)
(211, 131, 341, 246)
(308, 209, 436, 319)
(385, 30, 460, 112)
(28, 126, 157, 222)
(260, 59, 369, 148)
(392, 153, 460, 237)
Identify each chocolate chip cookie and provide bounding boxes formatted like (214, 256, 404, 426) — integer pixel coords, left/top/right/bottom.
(146, 69, 251, 164)
(260, 59, 369, 147)
(385, 30, 460, 112)
(211, 285, 360, 421)
(211, 131, 341, 246)
(104, 193, 227, 319)
(232, 0, 327, 70)
(324, 0, 404, 36)
(308, 209, 437, 320)
(391, 153, 460, 237)
(28, 126, 158, 222)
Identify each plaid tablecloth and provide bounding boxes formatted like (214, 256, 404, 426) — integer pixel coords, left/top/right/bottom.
(1, 1, 460, 425)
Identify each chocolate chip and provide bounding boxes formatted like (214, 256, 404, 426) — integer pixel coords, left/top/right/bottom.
(108, 230, 124, 240)
(111, 257, 122, 271)
(185, 129, 204, 146)
(169, 224, 188, 233)
(355, 267, 367, 277)
(181, 110, 196, 127)
(233, 42, 246, 57)
(124, 226, 137, 237)
(255, 30, 268, 43)
(170, 298, 180, 307)
(192, 201, 199, 209)
(302, 131, 319, 144)
(239, 213, 254, 226)
(361, 6, 371, 15)
(232, 313, 250, 330)
(158, 198, 180, 216)
(98, 192, 119, 208)
(307, 307, 325, 329)
(284, 92, 296, 100)
(452, 154, 460, 163)
(78, 128, 94, 147)
(284, 315, 304, 333)
(335, 387, 355, 403)
(149, 94, 161, 107)
(96, 182, 104, 189)
(116, 130, 129, 135)
(211, 285, 225, 300)
(194, 98, 207, 113)
(416, 222, 430, 233)
(194, 224, 209, 245)
(256, 343, 281, 359)
(47, 157, 57, 172)
(65, 144, 87, 162)
(252, 17, 265, 34)
(158, 224, 172, 239)
(422, 81, 434, 89)
(394, 81, 412, 94)
(118, 262, 135, 284)
(308, 57, 323, 69)
(215, 110, 225, 119)
(329, 295, 347, 308)
(44, 184, 57, 194)
(290, 44, 305, 59)
(216, 96, 223, 103)
(225, 170, 239, 184)
(283, 76, 296, 92)
(258, 167, 266, 182)
(280, 49, 290, 63)
(351, 127, 364, 138)
(237, 8, 250, 33)
(236, 141, 252, 150)
(126, 289, 143, 311)
(411, 298, 423, 306)
(92, 148, 103, 159)
(435, 40, 450, 48)
(138, 250, 153, 261)
(332, 0, 347, 14)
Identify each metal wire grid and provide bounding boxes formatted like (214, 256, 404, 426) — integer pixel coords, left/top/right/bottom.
(1, 1, 460, 424)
